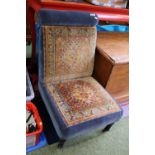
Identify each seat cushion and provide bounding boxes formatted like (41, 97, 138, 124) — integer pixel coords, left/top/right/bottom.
(39, 77, 122, 139)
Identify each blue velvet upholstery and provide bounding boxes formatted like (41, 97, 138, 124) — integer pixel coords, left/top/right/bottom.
(37, 9, 123, 140)
(37, 9, 98, 26)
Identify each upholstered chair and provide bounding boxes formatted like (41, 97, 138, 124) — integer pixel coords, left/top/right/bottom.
(37, 9, 122, 148)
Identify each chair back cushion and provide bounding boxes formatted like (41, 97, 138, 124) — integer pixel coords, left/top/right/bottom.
(38, 9, 98, 82)
(42, 25, 97, 82)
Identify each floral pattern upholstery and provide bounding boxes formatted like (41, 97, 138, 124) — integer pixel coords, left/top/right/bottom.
(43, 26, 96, 83)
(46, 77, 121, 126)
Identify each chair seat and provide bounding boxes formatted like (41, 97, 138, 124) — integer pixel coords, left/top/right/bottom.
(39, 77, 122, 139)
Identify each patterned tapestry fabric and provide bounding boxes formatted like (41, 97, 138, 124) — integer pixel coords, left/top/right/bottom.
(43, 26, 97, 82)
(46, 77, 121, 127)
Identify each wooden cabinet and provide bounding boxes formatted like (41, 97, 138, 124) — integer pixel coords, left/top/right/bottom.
(93, 32, 129, 103)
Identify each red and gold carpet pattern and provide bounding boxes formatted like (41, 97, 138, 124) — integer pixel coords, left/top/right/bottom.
(43, 26, 97, 82)
(46, 77, 121, 126)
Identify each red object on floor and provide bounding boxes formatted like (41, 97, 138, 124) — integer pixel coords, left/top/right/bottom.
(26, 0, 129, 64)
(26, 102, 43, 147)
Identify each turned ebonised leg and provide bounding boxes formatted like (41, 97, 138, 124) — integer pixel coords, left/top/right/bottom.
(102, 123, 114, 132)
(58, 139, 66, 149)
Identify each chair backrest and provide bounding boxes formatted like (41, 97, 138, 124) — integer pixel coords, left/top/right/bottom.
(37, 9, 98, 83)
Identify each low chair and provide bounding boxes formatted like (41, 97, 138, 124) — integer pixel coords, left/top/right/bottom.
(37, 9, 123, 148)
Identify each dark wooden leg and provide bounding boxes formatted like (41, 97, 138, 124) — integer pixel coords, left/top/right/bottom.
(102, 123, 114, 132)
(58, 139, 66, 149)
